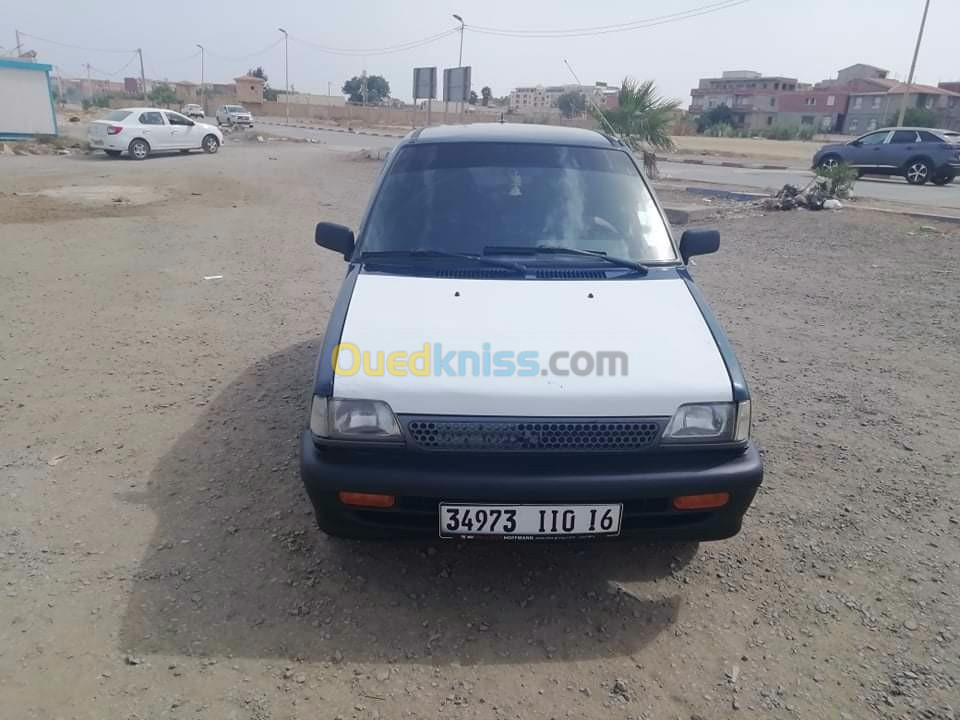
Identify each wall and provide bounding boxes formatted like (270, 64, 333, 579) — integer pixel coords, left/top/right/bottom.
(0, 62, 57, 136)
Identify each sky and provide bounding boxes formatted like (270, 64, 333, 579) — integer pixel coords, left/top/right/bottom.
(3, 0, 959, 103)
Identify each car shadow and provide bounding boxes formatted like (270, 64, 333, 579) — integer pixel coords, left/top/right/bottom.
(119, 340, 694, 665)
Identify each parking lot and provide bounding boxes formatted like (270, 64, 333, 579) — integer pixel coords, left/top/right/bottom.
(1, 141, 959, 720)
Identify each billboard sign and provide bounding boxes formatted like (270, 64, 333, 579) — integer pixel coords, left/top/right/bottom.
(413, 67, 437, 100)
(443, 66, 472, 103)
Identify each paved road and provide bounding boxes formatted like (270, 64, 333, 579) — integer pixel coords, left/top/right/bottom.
(255, 121, 960, 212)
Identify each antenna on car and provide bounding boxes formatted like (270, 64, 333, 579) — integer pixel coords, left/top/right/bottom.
(562, 59, 622, 144)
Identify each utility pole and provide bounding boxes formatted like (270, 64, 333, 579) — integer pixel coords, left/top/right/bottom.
(328, 81, 332, 97)
(85, 62, 93, 101)
(55, 66, 65, 107)
(15, 29, 22, 57)
(137, 48, 147, 101)
(196, 44, 205, 112)
(361, 69, 368, 107)
(278, 28, 289, 120)
(897, 0, 932, 127)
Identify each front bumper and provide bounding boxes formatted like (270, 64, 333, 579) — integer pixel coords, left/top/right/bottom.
(299, 432, 764, 541)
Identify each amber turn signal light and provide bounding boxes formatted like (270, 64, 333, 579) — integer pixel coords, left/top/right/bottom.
(338, 491, 395, 508)
(672, 492, 730, 511)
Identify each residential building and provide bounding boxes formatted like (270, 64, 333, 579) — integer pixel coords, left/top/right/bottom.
(775, 89, 850, 132)
(509, 82, 618, 114)
(689, 70, 802, 129)
(844, 81, 960, 133)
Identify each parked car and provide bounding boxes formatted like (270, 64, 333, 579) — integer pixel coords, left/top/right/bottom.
(215, 104, 254, 127)
(182, 104, 205, 119)
(87, 108, 223, 160)
(813, 127, 960, 185)
(300, 123, 763, 542)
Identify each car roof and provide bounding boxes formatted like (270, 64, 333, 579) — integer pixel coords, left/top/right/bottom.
(114, 107, 176, 113)
(405, 122, 621, 149)
(869, 127, 953, 133)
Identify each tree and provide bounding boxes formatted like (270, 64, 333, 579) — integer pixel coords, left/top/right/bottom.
(247, 66, 279, 101)
(696, 103, 736, 133)
(481, 86, 492, 106)
(148, 82, 177, 107)
(556, 91, 587, 118)
(599, 77, 680, 152)
(468, 90, 479, 105)
(887, 106, 938, 128)
(341, 75, 390, 105)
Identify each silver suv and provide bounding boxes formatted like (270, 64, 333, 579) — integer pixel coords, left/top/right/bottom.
(813, 127, 960, 186)
(215, 105, 254, 128)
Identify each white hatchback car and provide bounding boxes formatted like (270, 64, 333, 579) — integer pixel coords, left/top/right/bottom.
(87, 108, 223, 160)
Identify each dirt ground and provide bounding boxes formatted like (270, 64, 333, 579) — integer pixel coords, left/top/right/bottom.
(669, 135, 827, 166)
(1, 143, 958, 720)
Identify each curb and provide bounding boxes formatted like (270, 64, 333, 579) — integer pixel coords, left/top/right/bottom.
(664, 157, 793, 171)
(259, 120, 405, 140)
(849, 205, 960, 226)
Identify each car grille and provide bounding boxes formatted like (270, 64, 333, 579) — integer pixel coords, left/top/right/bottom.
(401, 417, 663, 452)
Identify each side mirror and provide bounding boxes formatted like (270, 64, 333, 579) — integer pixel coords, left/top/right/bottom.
(315, 222, 355, 260)
(679, 229, 720, 264)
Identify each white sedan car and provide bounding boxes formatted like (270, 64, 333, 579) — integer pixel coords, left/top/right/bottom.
(87, 108, 223, 160)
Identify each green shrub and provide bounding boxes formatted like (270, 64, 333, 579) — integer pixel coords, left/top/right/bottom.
(815, 163, 858, 199)
(704, 122, 734, 137)
(762, 126, 799, 141)
(93, 96, 111, 108)
(81, 99, 92, 110)
(797, 126, 817, 141)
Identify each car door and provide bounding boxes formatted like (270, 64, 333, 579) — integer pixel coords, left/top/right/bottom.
(846, 130, 891, 168)
(137, 110, 169, 149)
(884, 129, 920, 169)
(164, 111, 197, 148)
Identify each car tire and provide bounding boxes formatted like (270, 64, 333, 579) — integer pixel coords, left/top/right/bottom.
(104, 149, 121, 158)
(932, 172, 955, 186)
(202, 134, 220, 154)
(905, 159, 932, 185)
(128, 138, 150, 161)
(817, 154, 842, 170)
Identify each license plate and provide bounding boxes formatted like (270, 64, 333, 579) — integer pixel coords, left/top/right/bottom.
(439, 503, 622, 539)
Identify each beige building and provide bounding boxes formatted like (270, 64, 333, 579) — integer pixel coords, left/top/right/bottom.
(509, 82, 618, 114)
(234, 76, 265, 104)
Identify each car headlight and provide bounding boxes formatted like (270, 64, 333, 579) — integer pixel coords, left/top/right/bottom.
(309, 396, 402, 442)
(662, 400, 750, 443)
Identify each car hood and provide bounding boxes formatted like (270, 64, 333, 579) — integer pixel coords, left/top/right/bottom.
(331, 273, 733, 417)
(817, 142, 847, 154)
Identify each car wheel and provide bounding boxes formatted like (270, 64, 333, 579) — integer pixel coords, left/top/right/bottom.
(817, 154, 842, 170)
(932, 172, 955, 186)
(905, 159, 932, 185)
(128, 138, 150, 161)
(202, 134, 220, 154)
(104, 149, 122, 158)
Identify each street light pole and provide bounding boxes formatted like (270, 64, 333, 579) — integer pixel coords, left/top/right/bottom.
(196, 44, 205, 113)
(278, 28, 289, 121)
(452, 14, 465, 116)
(896, 0, 932, 127)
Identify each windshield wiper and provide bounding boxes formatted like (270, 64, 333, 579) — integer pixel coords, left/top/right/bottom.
(483, 245, 648, 275)
(360, 249, 525, 273)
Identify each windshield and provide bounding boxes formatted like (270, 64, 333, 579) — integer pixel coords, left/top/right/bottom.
(226, 105, 246, 112)
(944, 132, 960, 144)
(360, 142, 677, 264)
(104, 110, 132, 121)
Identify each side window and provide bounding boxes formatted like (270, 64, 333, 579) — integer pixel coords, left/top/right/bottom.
(164, 112, 192, 126)
(890, 130, 918, 144)
(858, 131, 888, 146)
(917, 131, 943, 143)
(139, 112, 164, 125)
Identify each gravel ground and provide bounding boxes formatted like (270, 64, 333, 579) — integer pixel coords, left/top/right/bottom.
(1, 143, 958, 720)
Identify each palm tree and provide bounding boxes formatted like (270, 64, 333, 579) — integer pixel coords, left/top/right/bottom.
(596, 78, 680, 176)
